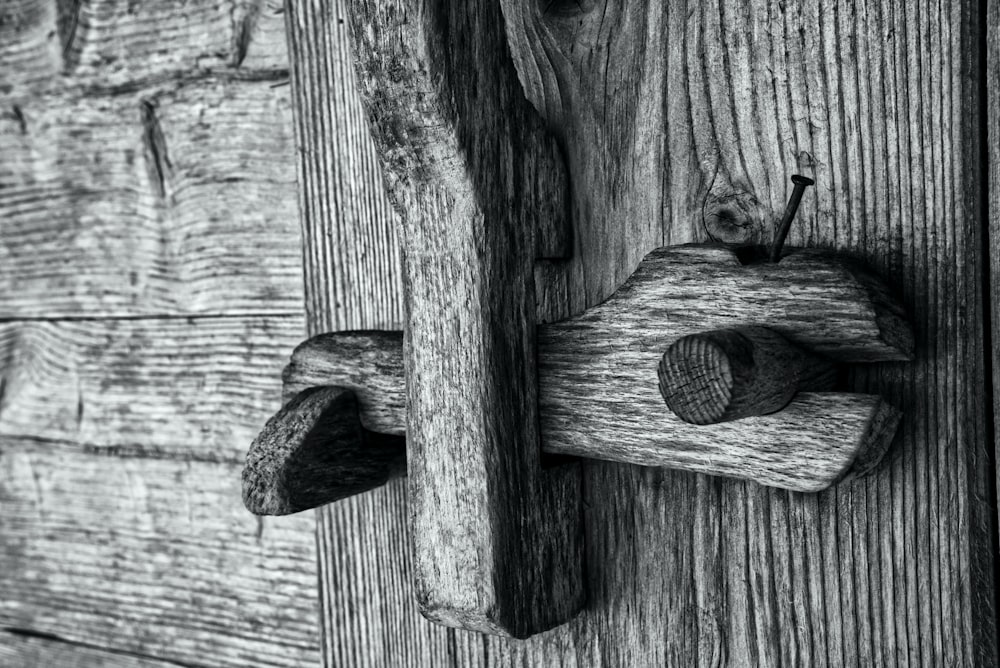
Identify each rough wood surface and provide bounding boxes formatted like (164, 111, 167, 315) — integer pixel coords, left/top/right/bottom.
(0, 438, 320, 668)
(292, 0, 996, 664)
(244, 385, 406, 515)
(341, 0, 583, 637)
(283, 331, 405, 433)
(537, 244, 908, 489)
(0, 4, 321, 662)
(0, 632, 183, 668)
(0, 0, 288, 96)
(659, 326, 837, 425)
(272, 248, 910, 488)
(277, 347, 896, 492)
(990, 0, 1000, 603)
(0, 317, 304, 460)
(0, 79, 303, 318)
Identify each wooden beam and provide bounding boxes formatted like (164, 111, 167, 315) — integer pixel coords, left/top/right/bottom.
(338, 0, 583, 637)
(988, 0, 1000, 633)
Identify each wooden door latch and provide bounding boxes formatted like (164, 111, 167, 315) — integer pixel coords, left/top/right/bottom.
(243, 242, 913, 637)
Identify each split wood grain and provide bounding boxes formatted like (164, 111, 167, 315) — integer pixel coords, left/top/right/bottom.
(536, 245, 909, 489)
(343, 0, 582, 637)
(0, 438, 321, 668)
(0, 317, 304, 461)
(0, 633, 180, 668)
(658, 326, 837, 425)
(291, 0, 995, 664)
(0, 79, 303, 318)
(501, 1, 995, 663)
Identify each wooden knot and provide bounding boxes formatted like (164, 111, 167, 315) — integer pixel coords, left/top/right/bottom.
(658, 326, 837, 425)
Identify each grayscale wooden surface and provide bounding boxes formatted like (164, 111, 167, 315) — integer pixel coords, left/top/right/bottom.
(293, 0, 997, 666)
(0, 1, 319, 666)
(1, 0, 997, 666)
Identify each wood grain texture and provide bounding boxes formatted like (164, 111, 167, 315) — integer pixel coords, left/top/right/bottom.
(658, 326, 836, 425)
(990, 0, 1000, 621)
(342, 0, 583, 637)
(0, 632, 188, 668)
(0, 438, 320, 668)
(244, 385, 406, 515)
(0, 317, 304, 460)
(283, 331, 405, 433)
(277, 287, 903, 491)
(0, 0, 288, 96)
(0, 79, 303, 318)
(0, 1, 322, 664)
(293, 0, 995, 664)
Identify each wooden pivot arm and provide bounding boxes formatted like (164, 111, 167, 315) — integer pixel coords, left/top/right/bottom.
(244, 243, 913, 514)
(659, 326, 837, 425)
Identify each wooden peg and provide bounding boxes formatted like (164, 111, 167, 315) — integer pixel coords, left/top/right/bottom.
(242, 386, 405, 516)
(658, 326, 837, 425)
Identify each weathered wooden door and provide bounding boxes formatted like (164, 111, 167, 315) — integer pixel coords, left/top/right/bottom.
(1, 0, 997, 665)
(283, 0, 998, 665)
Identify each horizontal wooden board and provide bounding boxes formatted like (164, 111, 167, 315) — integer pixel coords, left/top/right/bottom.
(0, 78, 304, 318)
(0, 632, 184, 668)
(0, 316, 304, 461)
(0, 0, 288, 96)
(0, 438, 320, 668)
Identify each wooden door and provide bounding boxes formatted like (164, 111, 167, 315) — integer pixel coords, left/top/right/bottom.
(0, 0, 996, 665)
(286, 0, 998, 665)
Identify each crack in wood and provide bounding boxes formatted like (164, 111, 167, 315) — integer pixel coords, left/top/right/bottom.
(2, 628, 207, 668)
(140, 100, 172, 200)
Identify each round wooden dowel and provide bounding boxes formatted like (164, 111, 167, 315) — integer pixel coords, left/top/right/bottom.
(242, 386, 406, 515)
(658, 326, 837, 425)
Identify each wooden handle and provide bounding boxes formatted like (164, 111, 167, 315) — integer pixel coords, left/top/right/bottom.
(658, 326, 837, 425)
(242, 386, 405, 516)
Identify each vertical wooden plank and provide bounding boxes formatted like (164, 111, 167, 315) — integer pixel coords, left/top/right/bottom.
(283, 1, 460, 664)
(988, 0, 1000, 662)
